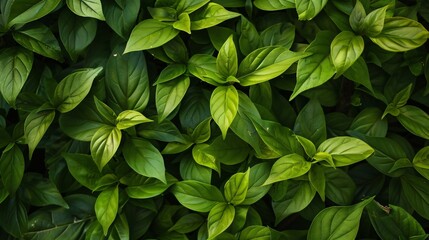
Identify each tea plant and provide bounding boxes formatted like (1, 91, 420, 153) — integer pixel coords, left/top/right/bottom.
(0, 0, 428, 239)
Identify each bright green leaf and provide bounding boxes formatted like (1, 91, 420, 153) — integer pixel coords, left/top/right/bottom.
(171, 180, 224, 212)
(224, 168, 250, 205)
(264, 154, 311, 185)
(90, 126, 122, 171)
(66, 0, 105, 20)
(95, 186, 119, 235)
(210, 85, 239, 139)
(207, 202, 235, 239)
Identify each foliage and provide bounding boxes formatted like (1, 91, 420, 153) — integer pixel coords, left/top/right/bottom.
(0, 0, 428, 239)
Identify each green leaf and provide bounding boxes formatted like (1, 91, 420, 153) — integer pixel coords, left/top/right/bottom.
(173, 13, 191, 34)
(0, 197, 28, 238)
(0, 143, 24, 194)
(350, 107, 388, 137)
(239, 16, 260, 55)
(210, 85, 239, 139)
(272, 180, 316, 224)
(125, 174, 176, 199)
(294, 99, 326, 146)
(362, 5, 388, 37)
(59, 98, 109, 141)
(124, 19, 179, 52)
(253, 0, 295, 11)
(295, 0, 328, 20)
(95, 186, 119, 235)
(291, 31, 336, 100)
(90, 126, 122, 171)
(156, 76, 190, 122)
(207, 203, 235, 239)
(66, 0, 105, 20)
(253, 119, 301, 157)
(171, 180, 224, 212)
(367, 201, 428, 240)
(237, 47, 309, 86)
(93, 96, 117, 125)
(343, 57, 374, 94)
(110, 213, 129, 240)
(106, 44, 150, 112)
(176, 0, 210, 14)
(401, 174, 429, 220)
(24, 107, 55, 158)
(63, 153, 102, 191)
(309, 165, 326, 201)
(168, 213, 205, 234)
(317, 136, 374, 167)
(188, 54, 226, 86)
(397, 105, 429, 140)
(8, 0, 61, 26)
(370, 17, 429, 52)
(21, 173, 69, 208)
(180, 156, 212, 184)
(0, 47, 33, 106)
(349, 0, 366, 33)
(259, 23, 295, 49)
(217, 35, 238, 77)
(242, 163, 271, 205)
(307, 197, 374, 240)
(264, 154, 311, 185)
(12, 23, 63, 62)
(102, 0, 140, 38)
(330, 31, 364, 77)
(296, 135, 317, 158)
(58, 10, 97, 62)
(53, 67, 103, 113)
(224, 169, 250, 205)
(413, 146, 429, 180)
(155, 63, 187, 85)
(116, 110, 152, 130)
(324, 167, 356, 205)
(191, 117, 212, 143)
(239, 225, 271, 240)
(138, 118, 188, 143)
(190, 3, 240, 30)
(192, 143, 221, 173)
(122, 138, 166, 184)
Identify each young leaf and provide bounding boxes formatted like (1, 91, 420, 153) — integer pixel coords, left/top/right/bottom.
(370, 17, 429, 52)
(12, 23, 63, 62)
(330, 31, 364, 77)
(94, 96, 117, 125)
(224, 168, 250, 205)
(66, 0, 105, 20)
(0, 143, 24, 194)
(237, 47, 309, 86)
(58, 10, 97, 62)
(122, 138, 166, 184)
(102, 0, 140, 38)
(362, 5, 388, 37)
(24, 107, 55, 158)
(7, 0, 61, 27)
(63, 153, 103, 191)
(349, 0, 366, 33)
(124, 19, 179, 53)
(291, 31, 336, 100)
(294, 98, 326, 146)
(272, 180, 316, 224)
(253, 0, 295, 11)
(90, 126, 122, 171)
(116, 110, 152, 130)
(156, 76, 190, 122)
(217, 35, 238, 77)
(188, 54, 226, 86)
(367, 201, 428, 240)
(95, 185, 119, 235)
(53, 67, 103, 113)
(190, 3, 240, 30)
(397, 105, 429, 140)
(307, 197, 374, 240)
(192, 143, 221, 173)
(317, 136, 374, 167)
(264, 154, 311, 185)
(173, 13, 191, 34)
(413, 146, 429, 180)
(106, 46, 149, 112)
(295, 0, 328, 20)
(171, 180, 224, 212)
(207, 202, 235, 239)
(210, 85, 239, 139)
(0, 47, 33, 106)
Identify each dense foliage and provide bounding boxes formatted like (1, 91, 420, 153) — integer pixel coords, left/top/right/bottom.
(0, 0, 429, 239)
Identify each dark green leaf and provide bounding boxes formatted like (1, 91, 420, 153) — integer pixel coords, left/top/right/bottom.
(24, 107, 55, 158)
(294, 99, 326, 146)
(8, 0, 61, 26)
(413, 146, 429, 180)
(21, 173, 69, 208)
(171, 180, 224, 212)
(0, 144, 24, 194)
(397, 105, 429, 140)
(102, 0, 140, 38)
(401, 174, 429, 220)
